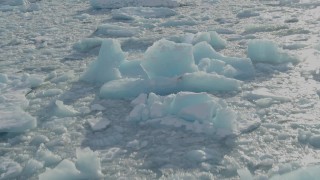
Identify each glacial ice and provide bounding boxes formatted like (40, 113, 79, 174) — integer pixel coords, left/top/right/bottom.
(111, 7, 177, 20)
(81, 39, 125, 84)
(39, 148, 104, 180)
(91, 0, 179, 9)
(248, 39, 299, 64)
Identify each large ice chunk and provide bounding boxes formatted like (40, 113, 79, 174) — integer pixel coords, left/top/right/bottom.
(100, 73, 241, 99)
(141, 39, 198, 79)
(91, 0, 179, 9)
(112, 7, 177, 20)
(178, 72, 241, 92)
(128, 92, 239, 135)
(119, 59, 148, 78)
(248, 39, 299, 64)
(81, 39, 125, 84)
(198, 58, 238, 78)
(193, 42, 254, 79)
(39, 148, 104, 180)
(192, 31, 227, 50)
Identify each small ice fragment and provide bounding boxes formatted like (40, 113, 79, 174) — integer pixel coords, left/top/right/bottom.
(54, 100, 79, 117)
(186, 150, 207, 163)
(87, 118, 110, 131)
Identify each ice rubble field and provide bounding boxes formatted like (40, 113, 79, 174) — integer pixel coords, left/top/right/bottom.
(1, 0, 320, 179)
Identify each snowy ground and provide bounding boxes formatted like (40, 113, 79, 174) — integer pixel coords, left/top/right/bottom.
(1, 0, 320, 179)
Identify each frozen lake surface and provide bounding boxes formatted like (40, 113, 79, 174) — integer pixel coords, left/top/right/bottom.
(0, 0, 320, 179)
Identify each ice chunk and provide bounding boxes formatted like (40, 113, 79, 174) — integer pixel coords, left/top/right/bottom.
(236, 10, 260, 18)
(141, 39, 198, 79)
(270, 165, 320, 180)
(75, 148, 104, 179)
(91, 0, 179, 9)
(237, 168, 253, 180)
(186, 150, 207, 163)
(0, 89, 36, 132)
(0, 109, 36, 132)
(81, 39, 124, 84)
(39, 159, 81, 180)
(87, 118, 111, 131)
(192, 31, 227, 50)
(100, 78, 149, 99)
(0, 158, 22, 180)
(112, 7, 177, 20)
(36, 144, 62, 166)
(53, 100, 79, 117)
(248, 39, 299, 64)
(244, 88, 291, 102)
(73, 38, 102, 53)
(94, 24, 138, 37)
(213, 108, 237, 133)
(39, 148, 104, 180)
(119, 60, 148, 78)
(21, 159, 43, 178)
(100, 72, 241, 99)
(25, 75, 43, 88)
(30, 135, 49, 146)
(308, 135, 320, 148)
(193, 42, 254, 79)
(198, 58, 238, 78)
(209, 31, 227, 50)
(178, 72, 241, 92)
(128, 92, 240, 135)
